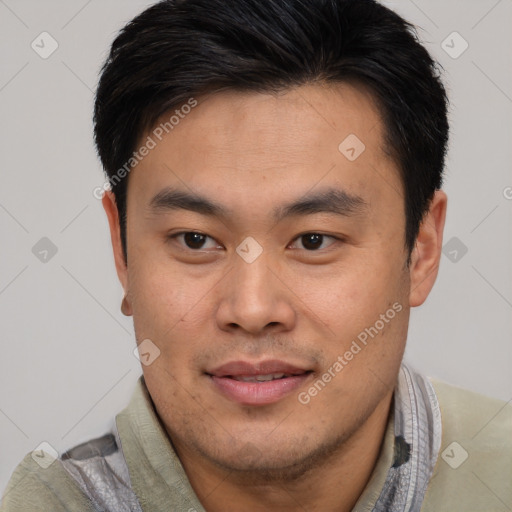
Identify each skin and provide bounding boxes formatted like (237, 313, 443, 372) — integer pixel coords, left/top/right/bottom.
(103, 82, 447, 512)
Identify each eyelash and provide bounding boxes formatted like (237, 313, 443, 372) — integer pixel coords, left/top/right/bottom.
(167, 231, 342, 252)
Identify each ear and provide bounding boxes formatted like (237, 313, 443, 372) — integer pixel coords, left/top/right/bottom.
(409, 189, 448, 307)
(102, 190, 132, 315)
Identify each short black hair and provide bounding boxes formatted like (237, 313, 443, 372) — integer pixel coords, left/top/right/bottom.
(94, 0, 449, 264)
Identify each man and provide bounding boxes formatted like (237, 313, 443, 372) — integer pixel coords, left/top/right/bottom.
(2, 0, 510, 510)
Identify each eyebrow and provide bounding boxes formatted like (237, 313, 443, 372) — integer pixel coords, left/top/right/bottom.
(147, 186, 368, 222)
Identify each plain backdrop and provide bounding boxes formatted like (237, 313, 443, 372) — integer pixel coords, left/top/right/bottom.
(1, 0, 511, 495)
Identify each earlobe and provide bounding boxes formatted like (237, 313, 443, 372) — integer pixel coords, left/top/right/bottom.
(409, 190, 448, 307)
(120, 295, 133, 316)
(102, 191, 131, 312)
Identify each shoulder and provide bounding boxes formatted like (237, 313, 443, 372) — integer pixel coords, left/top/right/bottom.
(432, 378, 511, 430)
(1, 431, 140, 512)
(1, 451, 97, 512)
(421, 378, 512, 511)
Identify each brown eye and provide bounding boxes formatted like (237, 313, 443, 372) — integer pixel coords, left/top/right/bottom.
(170, 232, 220, 250)
(291, 233, 338, 251)
(183, 232, 207, 249)
(301, 234, 324, 250)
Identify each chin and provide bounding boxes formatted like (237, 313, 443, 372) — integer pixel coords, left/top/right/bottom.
(193, 425, 352, 483)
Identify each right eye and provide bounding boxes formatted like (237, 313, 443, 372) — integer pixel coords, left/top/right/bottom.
(168, 231, 222, 251)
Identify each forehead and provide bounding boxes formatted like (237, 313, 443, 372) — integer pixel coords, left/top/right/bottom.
(176, 83, 386, 164)
(128, 83, 401, 218)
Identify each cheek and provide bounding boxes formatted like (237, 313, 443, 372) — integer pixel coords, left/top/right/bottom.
(300, 255, 408, 365)
(306, 259, 401, 318)
(129, 265, 191, 339)
(128, 262, 217, 368)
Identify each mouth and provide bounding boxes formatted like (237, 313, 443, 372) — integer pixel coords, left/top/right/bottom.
(206, 360, 314, 406)
(227, 372, 303, 382)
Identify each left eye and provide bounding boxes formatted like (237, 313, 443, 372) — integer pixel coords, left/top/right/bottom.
(289, 233, 338, 251)
(171, 232, 220, 250)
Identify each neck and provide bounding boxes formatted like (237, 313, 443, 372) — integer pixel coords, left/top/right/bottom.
(171, 391, 393, 512)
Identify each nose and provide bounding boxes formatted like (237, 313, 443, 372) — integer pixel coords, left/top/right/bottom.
(215, 250, 296, 335)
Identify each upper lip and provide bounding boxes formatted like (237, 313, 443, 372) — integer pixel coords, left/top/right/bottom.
(207, 359, 311, 377)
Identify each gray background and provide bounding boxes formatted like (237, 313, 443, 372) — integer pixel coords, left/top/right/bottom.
(1, 0, 511, 495)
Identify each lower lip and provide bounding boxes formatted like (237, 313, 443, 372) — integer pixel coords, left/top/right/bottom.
(209, 374, 311, 405)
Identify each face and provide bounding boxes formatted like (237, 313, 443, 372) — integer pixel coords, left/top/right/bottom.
(104, 83, 445, 480)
